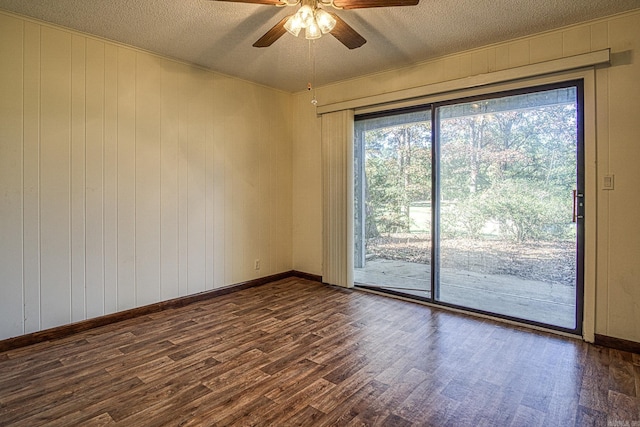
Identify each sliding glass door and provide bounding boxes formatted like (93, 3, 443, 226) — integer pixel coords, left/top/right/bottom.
(353, 110, 433, 299)
(435, 84, 583, 331)
(354, 81, 584, 333)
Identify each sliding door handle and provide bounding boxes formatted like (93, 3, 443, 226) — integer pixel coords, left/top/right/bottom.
(572, 189, 584, 222)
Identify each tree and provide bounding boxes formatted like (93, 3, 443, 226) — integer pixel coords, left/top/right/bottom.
(364, 121, 431, 234)
(363, 89, 578, 244)
(438, 99, 577, 241)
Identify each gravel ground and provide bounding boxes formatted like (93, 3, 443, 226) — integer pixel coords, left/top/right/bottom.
(366, 233, 577, 286)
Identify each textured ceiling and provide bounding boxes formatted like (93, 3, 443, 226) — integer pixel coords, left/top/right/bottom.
(1, 0, 639, 92)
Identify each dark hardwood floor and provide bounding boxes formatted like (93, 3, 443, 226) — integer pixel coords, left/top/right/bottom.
(0, 277, 638, 426)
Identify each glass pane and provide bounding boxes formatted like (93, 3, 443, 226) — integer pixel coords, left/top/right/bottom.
(436, 87, 579, 329)
(354, 110, 432, 299)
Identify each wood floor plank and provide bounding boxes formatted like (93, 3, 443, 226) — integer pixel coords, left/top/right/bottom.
(610, 349, 638, 397)
(1, 278, 639, 426)
(575, 404, 608, 426)
(443, 379, 500, 427)
(262, 360, 329, 403)
(259, 378, 336, 425)
(379, 412, 414, 426)
(280, 404, 326, 426)
(395, 372, 459, 424)
(509, 404, 547, 427)
(607, 390, 640, 425)
(5, 375, 143, 426)
(579, 345, 612, 414)
(315, 379, 389, 426)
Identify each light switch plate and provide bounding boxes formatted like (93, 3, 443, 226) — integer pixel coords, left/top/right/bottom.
(603, 174, 614, 190)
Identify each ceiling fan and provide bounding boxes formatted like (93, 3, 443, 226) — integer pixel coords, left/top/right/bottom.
(213, 0, 420, 49)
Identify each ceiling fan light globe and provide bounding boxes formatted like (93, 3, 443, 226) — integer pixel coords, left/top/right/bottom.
(315, 9, 336, 34)
(284, 14, 303, 36)
(305, 20, 322, 39)
(298, 5, 315, 28)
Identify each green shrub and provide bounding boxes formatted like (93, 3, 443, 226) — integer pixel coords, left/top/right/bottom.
(482, 180, 572, 242)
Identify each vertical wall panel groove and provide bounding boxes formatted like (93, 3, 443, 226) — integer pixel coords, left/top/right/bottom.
(0, 14, 24, 338)
(68, 31, 73, 323)
(39, 26, 72, 329)
(178, 69, 188, 296)
(223, 79, 233, 287)
(86, 38, 105, 318)
(158, 61, 163, 300)
(22, 21, 41, 333)
(84, 41, 88, 316)
(116, 47, 137, 311)
(135, 52, 161, 306)
(212, 74, 225, 289)
(102, 43, 106, 314)
(70, 34, 86, 322)
(205, 74, 215, 290)
(103, 43, 118, 315)
(160, 59, 179, 300)
(133, 53, 137, 307)
(38, 26, 42, 329)
(21, 22, 25, 336)
(186, 69, 207, 294)
(158, 61, 164, 299)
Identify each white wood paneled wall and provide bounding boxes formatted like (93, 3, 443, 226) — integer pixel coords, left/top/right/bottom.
(0, 12, 292, 340)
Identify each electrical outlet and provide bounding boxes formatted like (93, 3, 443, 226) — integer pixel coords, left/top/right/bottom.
(254, 259, 260, 270)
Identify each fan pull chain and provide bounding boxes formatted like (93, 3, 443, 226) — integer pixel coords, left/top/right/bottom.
(308, 40, 318, 105)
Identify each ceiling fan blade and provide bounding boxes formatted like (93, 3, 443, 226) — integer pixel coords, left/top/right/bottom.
(253, 16, 290, 47)
(332, 0, 419, 9)
(213, 0, 287, 5)
(329, 13, 366, 49)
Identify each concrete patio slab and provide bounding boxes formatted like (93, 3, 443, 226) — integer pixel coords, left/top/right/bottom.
(354, 258, 576, 329)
